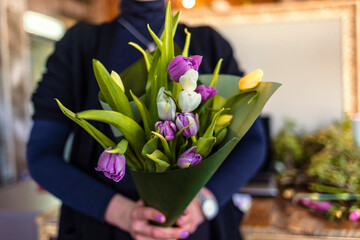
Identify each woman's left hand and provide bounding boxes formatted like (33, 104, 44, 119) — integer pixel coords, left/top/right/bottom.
(176, 187, 216, 234)
(175, 197, 204, 234)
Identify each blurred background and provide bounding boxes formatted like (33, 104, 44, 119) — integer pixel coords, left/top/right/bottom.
(0, 0, 359, 239)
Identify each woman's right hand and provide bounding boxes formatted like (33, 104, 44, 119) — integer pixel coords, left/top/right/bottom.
(105, 194, 189, 240)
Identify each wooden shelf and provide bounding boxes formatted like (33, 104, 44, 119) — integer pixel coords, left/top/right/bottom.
(242, 198, 360, 240)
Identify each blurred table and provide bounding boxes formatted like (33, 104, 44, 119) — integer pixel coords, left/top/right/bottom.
(36, 208, 59, 240)
(241, 197, 360, 240)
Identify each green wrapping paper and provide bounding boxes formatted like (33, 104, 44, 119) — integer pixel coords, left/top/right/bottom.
(130, 75, 281, 227)
(130, 138, 239, 227)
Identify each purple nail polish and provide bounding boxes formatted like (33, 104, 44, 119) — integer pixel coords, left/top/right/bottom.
(156, 215, 164, 222)
(180, 230, 189, 238)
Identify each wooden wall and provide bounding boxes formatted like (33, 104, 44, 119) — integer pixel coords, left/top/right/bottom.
(0, 0, 31, 183)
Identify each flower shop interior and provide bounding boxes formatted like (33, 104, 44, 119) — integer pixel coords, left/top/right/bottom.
(1, 0, 360, 239)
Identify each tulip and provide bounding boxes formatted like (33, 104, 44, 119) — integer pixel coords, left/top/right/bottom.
(195, 85, 218, 104)
(177, 146, 202, 168)
(95, 147, 126, 182)
(157, 87, 176, 121)
(179, 69, 198, 91)
(178, 90, 201, 113)
(167, 55, 202, 82)
(155, 120, 177, 141)
(349, 209, 360, 221)
(238, 69, 263, 90)
(176, 112, 199, 137)
(299, 198, 332, 211)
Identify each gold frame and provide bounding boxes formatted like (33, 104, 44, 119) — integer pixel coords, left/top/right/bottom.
(181, 0, 360, 114)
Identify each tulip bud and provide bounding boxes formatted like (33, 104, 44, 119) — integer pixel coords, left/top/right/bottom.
(215, 114, 233, 133)
(178, 90, 201, 113)
(95, 147, 126, 182)
(179, 69, 198, 91)
(176, 112, 199, 137)
(177, 146, 202, 168)
(195, 85, 218, 104)
(238, 69, 263, 90)
(157, 87, 176, 121)
(167, 55, 202, 82)
(155, 120, 177, 141)
(216, 114, 233, 126)
(111, 71, 125, 92)
(349, 209, 360, 221)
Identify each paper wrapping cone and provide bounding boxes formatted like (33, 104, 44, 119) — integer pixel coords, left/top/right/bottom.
(130, 138, 239, 227)
(130, 76, 281, 227)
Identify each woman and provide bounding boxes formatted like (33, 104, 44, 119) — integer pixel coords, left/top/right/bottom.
(27, 0, 267, 239)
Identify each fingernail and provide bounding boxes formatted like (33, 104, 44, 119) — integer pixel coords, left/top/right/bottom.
(179, 217, 184, 223)
(156, 215, 164, 222)
(180, 230, 189, 238)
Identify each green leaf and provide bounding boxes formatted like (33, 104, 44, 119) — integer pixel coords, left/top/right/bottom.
(142, 136, 159, 158)
(294, 192, 360, 202)
(110, 71, 125, 91)
(130, 90, 152, 140)
(125, 145, 144, 170)
(119, 58, 147, 99)
(151, 131, 172, 160)
(76, 109, 145, 158)
(128, 42, 152, 71)
(141, 136, 159, 172)
(106, 139, 128, 155)
(182, 28, 191, 57)
(214, 128, 228, 147)
(195, 137, 216, 158)
(203, 108, 225, 138)
(178, 139, 189, 158)
(92, 59, 134, 119)
(212, 95, 227, 110)
(55, 99, 115, 149)
(172, 11, 181, 37)
(209, 59, 223, 87)
(146, 150, 170, 172)
(147, 24, 163, 49)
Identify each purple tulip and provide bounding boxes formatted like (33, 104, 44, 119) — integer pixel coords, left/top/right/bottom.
(177, 146, 202, 168)
(176, 112, 199, 137)
(167, 55, 202, 82)
(155, 120, 177, 141)
(299, 198, 332, 211)
(95, 147, 126, 182)
(349, 209, 360, 221)
(195, 85, 218, 104)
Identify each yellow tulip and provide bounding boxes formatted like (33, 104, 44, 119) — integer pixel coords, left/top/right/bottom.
(238, 69, 263, 90)
(216, 114, 233, 127)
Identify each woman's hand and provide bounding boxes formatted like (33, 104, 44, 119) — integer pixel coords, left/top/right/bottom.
(105, 194, 190, 240)
(175, 187, 216, 234)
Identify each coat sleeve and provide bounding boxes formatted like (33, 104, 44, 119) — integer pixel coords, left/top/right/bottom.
(189, 26, 266, 207)
(28, 23, 116, 222)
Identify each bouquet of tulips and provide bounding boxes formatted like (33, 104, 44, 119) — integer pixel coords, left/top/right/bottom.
(56, 3, 280, 226)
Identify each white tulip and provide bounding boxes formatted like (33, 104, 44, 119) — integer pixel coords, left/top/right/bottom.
(157, 87, 176, 120)
(178, 90, 201, 113)
(179, 69, 198, 91)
